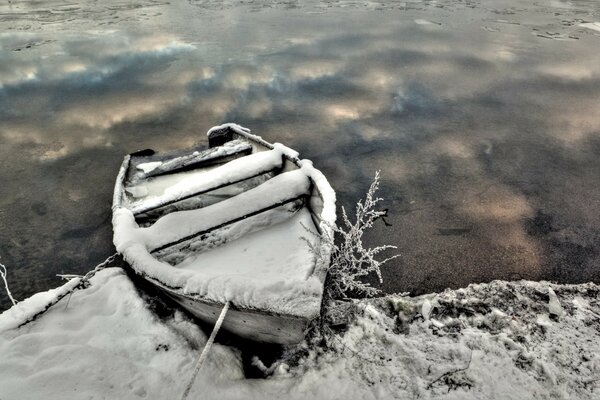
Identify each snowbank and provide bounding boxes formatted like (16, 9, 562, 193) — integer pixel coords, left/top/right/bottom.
(0, 268, 237, 400)
(1, 274, 598, 399)
(0, 277, 82, 334)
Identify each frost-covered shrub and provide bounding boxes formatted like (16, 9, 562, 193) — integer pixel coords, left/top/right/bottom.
(305, 171, 398, 300)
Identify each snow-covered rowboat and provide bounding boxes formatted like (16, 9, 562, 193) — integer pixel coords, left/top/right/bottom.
(112, 124, 336, 344)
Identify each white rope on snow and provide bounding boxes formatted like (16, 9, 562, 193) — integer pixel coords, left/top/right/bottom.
(180, 301, 230, 400)
(0, 262, 17, 305)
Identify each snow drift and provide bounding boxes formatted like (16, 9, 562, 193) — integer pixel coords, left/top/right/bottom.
(1, 268, 598, 399)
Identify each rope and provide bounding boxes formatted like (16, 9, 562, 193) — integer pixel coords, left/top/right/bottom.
(0, 262, 17, 305)
(180, 301, 230, 400)
(15, 253, 119, 329)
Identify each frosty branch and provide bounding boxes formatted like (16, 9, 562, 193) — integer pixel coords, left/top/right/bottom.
(304, 171, 398, 299)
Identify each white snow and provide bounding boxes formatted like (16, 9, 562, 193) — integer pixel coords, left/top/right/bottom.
(208, 122, 251, 136)
(175, 208, 320, 303)
(580, 22, 600, 33)
(137, 169, 310, 251)
(0, 277, 81, 334)
(136, 161, 162, 174)
(298, 159, 337, 229)
(128, 147, 285, 212)
(1, 276, 598, 399)
(126, 185, 149, 198)
(0, 268, 223, 400)
(114, 168, 322, 318)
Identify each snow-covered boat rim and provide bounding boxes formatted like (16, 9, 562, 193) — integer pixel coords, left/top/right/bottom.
(111, 123, 337, 319)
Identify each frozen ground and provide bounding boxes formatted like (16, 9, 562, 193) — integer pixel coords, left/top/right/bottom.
(1, 267, 598, 399)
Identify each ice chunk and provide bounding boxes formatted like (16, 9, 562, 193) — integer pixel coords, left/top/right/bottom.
(548, 287, 564, 318)
(136, 161, 162, 174)
(125, 186, 149, 198)
(421, 298, 432, 320)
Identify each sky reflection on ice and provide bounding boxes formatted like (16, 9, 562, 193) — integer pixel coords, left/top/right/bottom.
(1, 0, 600, 308)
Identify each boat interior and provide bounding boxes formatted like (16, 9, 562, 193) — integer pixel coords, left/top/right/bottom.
(117, 131, 326, 280)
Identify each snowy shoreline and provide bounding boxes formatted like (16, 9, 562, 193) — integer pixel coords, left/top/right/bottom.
(1, 268, 598, 399)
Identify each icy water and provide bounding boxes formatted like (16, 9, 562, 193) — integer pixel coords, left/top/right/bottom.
(1, 0, 600, 310)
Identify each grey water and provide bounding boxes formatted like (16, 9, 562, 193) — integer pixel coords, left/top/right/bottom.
(1, 0, 600, 310)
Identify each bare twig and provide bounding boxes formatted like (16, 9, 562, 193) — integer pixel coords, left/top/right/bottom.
(64, 292, 74, 310)
(426, 351, 473, 390)
(0, 262, 18, 305)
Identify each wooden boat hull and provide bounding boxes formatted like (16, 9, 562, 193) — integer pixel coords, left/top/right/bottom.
(159, 284, 310, 344)
(113, 123, 335, 344)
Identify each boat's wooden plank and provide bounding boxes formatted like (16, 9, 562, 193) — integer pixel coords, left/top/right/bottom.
(129, 139, 252, 183)
(133, 167, 280, 219)
(162, 289, 309, 344)
(150, 195, 306, 255)
(128, 145, 288, 217)
(142, 169, 311, 252)
(134, 170, 277, 226)
(153, 198, 305, 263)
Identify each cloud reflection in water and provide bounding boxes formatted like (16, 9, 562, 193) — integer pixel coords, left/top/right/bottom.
(1, 0, 600, 308)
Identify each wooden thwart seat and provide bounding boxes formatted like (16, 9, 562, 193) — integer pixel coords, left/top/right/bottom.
(141, 169, 312, 254)
(133, 139, 252, 180)
(128, 148, 288, 221)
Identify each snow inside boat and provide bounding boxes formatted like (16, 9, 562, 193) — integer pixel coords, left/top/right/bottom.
(112, 124, 336, 344)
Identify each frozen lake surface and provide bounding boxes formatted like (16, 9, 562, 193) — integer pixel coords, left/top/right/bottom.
(1, 0, 600, 309)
